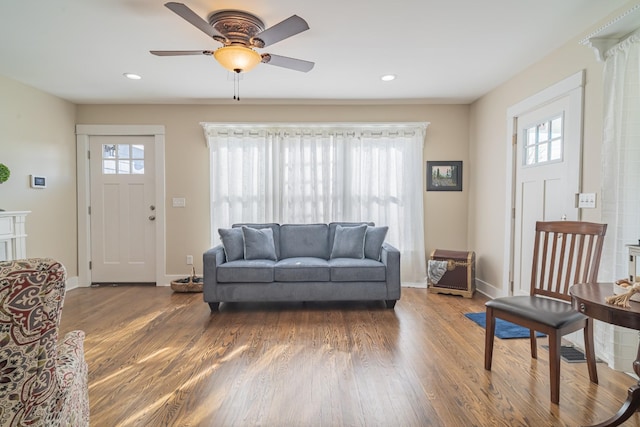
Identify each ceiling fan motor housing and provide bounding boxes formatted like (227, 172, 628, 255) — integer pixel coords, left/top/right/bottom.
(208, 10, 266, 47)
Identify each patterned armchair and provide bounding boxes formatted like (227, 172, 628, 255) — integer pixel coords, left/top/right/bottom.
(0, 258, 89, 426)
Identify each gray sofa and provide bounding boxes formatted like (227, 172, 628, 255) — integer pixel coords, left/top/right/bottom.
(203, 222, 401, 311)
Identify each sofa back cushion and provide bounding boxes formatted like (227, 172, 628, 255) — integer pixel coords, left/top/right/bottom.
(279, 224, 330, 259)
(233, 223, 281, 259)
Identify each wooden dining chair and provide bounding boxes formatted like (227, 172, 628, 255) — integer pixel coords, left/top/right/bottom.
(484, 221, 607, 404)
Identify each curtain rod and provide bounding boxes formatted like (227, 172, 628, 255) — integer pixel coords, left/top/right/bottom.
(200, 122, 430, 130)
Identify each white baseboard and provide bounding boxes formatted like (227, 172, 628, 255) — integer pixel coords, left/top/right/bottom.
(65, 276, 79, 291)
(475, 278, 507, 299)
(403, 281, 428, 289)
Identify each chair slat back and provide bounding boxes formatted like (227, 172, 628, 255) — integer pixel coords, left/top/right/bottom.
(530, 221, 607, 301)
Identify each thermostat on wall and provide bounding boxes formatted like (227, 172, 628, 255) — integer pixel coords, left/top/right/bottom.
(30, 175, 46, 188)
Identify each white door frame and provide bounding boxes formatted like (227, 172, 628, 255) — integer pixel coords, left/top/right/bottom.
(76, 124, 166, 287)
(500, 70, 585, 299)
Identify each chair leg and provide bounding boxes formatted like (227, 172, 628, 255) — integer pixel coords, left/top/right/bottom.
(548, 331, 561, 404)
(530, 330, 538, 359)
(484, 307, 496, 371)
(584, 319, 599, 384)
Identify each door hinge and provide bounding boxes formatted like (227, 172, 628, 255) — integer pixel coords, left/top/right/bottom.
(512, 133, 517, 145)
(89, 261, 92, 270)
(88, 206, 91, 215)
(87, 150, 90, 160)
(512, 207, 516, 219)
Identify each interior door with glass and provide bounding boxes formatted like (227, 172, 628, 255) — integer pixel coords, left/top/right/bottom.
(89, 135, 156, 284)
(512, 91, 582, 295)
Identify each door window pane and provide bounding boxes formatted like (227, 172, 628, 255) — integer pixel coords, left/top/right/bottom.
(103, 144, 116, 159)
(132, 160, 145, 174)
(102, 143, 145, 174)
(103, 160, 116, 174)
(523, 114, 563, 166)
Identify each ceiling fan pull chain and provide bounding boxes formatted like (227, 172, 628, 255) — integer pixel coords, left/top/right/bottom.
(233, 69, 241, 101)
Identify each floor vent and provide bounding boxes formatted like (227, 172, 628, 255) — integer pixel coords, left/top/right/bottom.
(542, 345, 604, 363)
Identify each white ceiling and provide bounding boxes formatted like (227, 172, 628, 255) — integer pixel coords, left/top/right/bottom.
(0, 0, 630, 104)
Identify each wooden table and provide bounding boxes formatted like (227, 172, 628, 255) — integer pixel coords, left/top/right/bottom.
(570, 283, 640, 427)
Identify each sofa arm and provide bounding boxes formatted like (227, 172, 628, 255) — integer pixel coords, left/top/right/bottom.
(203, 245, 226, 304)
(55, 330, 89, 426)
(381, 242, 401, 300)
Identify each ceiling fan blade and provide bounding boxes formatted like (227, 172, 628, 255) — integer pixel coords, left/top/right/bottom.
(150, 50, 213, 56)
(164, 2, 222, 39)
(262, 54, 314, 72)
(253, 15, 309, 47)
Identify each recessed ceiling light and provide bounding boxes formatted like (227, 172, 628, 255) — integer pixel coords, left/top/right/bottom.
(381, 74, 396, 81)
(123, 73, 142, 80)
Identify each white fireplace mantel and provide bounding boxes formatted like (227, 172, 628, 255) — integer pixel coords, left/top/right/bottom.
(0, 211, 30, 261)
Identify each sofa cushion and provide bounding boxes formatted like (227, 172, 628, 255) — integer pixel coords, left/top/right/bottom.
(279, 224, 330, 259)
(242, 226, 277, 261)
(218, 227, 244, 261)
(328, 222, 374, 251)
(329, 258, 387, 282)
(274, 257, 330, 282)
(364, 226, 389, 261)
(217, 260, 275, 283)
(233, 223, 281, 259)
(330, 224, 367, 259)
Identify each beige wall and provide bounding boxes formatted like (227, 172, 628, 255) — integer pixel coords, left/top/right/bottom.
(5, 0, 633, 287)
(468, 1, 639, 296)
(76, 104, 470, 278)
(0, 75, 78, 275)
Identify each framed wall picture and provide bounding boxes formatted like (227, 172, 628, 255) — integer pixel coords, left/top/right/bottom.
(426, 161, 462, 191)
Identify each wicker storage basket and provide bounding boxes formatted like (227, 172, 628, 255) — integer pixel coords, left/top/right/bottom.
(171, 267, 203, 293)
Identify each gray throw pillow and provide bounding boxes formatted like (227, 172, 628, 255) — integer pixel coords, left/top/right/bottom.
(330, 224, 367, 259)
(242, 226, 277, 261)
(364, 226, 389, 261)
(218, 227, 244, 261)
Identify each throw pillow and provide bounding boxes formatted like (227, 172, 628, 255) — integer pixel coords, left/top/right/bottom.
(330, 224, 367, 259)
(218, 227, 244, 261)
(364, 226, 389, 261)
(242, 226, 277, 261)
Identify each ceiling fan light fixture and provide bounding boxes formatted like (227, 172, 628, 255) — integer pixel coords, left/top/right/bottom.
(213, 45, 262, 73)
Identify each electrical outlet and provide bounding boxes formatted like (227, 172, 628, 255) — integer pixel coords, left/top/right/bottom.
(172, 197, 186, 208)
(186, 255, 193, 265)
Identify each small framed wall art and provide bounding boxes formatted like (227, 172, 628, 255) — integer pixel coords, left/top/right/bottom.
(426, 161, 462, 191)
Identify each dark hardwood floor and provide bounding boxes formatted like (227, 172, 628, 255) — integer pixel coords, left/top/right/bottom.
(59, 286, 640, 427)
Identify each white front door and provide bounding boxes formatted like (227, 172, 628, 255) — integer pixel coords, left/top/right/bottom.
(89, 136, 156, 283)
(512, 90, 582, 295)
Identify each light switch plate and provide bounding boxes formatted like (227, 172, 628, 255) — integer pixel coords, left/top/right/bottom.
(577, 193, 596, 209)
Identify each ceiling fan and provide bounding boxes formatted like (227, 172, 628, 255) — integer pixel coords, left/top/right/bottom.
(150, 2, 314, 75)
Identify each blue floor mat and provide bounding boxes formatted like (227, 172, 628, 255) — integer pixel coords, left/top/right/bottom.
(464, 312, 546, 339)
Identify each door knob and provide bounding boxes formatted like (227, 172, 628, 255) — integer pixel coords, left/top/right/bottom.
(150, 205, 156, 211)
(149, 215, 156, 221)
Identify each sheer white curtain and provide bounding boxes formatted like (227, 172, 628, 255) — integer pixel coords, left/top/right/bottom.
(203, 123, 428, 286)
(600, 31, 640, 282)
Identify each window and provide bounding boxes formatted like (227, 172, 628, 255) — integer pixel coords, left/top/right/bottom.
(523, 115, 563, 166)
(203, 123, 429, 286)
(102, 144, 145, 174)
